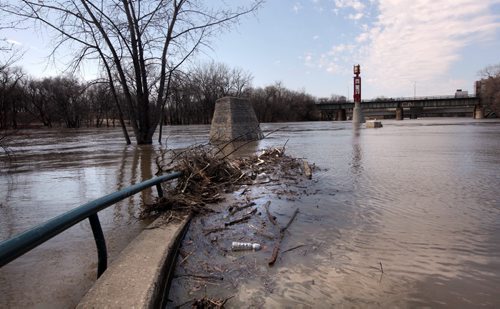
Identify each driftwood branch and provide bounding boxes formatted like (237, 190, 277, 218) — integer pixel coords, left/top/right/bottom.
(268, 208, 299, 266)
(224, 214, 252, 226)
(229, 202, 256, 215)
(263, 201, 277, 226)
(203, 226, 227, 236)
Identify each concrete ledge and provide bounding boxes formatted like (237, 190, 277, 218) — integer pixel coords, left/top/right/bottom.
(366, 120, 383, 128)
(77, 214, 191, 309)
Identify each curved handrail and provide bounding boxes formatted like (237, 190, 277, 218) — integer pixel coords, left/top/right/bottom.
(0, 172, 182, 277)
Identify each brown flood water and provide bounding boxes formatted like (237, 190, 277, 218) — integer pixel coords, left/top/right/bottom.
(1, 118, 500, 308)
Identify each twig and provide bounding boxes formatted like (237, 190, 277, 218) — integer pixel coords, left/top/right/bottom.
(282, 138, 289, 150)
(263, 201, 277, 226)
(283, 208, 299, 231)
(174, 274, 223, 281)
(224, 214, 252, 226)
(379, 261, 384, 274)
(181, 162, 211, 193)
(229, 202, 256, 215)
(246, 207, 257, 216)
(203, 226, 227, 236)
(240, 187, 249, 195)
(269, 208, 300, 266)
(179, 251, 194, 265)
(282, 244, 306, 254)
(221, 295, 235, 307)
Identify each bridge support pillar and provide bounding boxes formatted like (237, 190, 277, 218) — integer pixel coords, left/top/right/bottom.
(353, 102, 364, 124)
(395, 107, 404, 120)
(473, 104, 484, 119)
(335, 109, 347, 121)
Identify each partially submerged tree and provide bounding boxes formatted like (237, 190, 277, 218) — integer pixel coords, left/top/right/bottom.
(478, 64, 500, 116)
(1, 0, 262, 144)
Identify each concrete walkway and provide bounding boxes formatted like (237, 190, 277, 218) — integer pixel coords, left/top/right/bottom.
(77, 214, 191, 308)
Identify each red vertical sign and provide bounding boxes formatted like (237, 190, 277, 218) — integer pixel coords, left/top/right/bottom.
(353, 64, 361, 103)
(354, 76, 361, 102)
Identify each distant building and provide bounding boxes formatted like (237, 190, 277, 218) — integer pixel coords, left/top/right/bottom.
(455, 89, 468, 98)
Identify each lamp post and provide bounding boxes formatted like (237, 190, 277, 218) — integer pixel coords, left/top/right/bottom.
(352, 64, 364, 124)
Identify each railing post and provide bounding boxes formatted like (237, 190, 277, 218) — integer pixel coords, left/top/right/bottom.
(156, 183, 164, 198)
(88, 214, 107, 278)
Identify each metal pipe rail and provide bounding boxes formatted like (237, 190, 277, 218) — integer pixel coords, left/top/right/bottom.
(0, 172, 182, 278)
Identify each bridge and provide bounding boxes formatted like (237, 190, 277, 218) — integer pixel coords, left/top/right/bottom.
(317, 95, 483, 120)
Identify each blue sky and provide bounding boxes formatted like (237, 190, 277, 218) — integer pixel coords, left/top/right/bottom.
(208, 0, 500, 99)
(3, 0, 500, 99)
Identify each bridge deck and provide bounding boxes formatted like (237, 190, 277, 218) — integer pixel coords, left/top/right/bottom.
(317, 96, 480, 110)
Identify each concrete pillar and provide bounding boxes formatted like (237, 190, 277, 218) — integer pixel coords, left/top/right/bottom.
(473, 105, 484, 119)
(352, 102, 364, 124)
(395, 107, 404, 120)
(336, 109, 347, 121)
(209, 97, 263, 143)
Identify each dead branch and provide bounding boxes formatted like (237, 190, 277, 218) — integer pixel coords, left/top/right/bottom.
(268, 208, 299, 266)
(224, 214, 252, 227)
(282, 244, 306, 254)
(174, 274, 223, 281)
(263, 201, 277, 226)
(229, 202, 256, 215)
(203, 227, 227, 236)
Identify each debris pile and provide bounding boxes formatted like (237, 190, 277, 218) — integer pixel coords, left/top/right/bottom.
(156, 143, 318, 307)
(143, 144, 315, 218)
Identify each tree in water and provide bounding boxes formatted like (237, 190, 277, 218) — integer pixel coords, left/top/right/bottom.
(1, 0, 262, 144)
(478, 64, 500, 117)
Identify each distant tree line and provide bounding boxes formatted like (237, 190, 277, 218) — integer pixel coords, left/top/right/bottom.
(0, 60, 329, 131)
(1, 0, 263, 144)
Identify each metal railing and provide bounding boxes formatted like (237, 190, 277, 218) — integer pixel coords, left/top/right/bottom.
(0, 172, 182, 278)
(361, 94, 478, 102)
(317, 94, 478, 105)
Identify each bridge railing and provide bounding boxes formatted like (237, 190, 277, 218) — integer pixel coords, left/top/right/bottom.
(318, 94, 478, 105)
(0, 172, 182, 278)
(362, 94, 478, 103)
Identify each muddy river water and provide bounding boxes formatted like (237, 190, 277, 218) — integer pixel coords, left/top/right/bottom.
(1, 118, 499, 308)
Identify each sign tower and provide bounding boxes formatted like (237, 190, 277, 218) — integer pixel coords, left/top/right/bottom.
(352, 64, 364, 123)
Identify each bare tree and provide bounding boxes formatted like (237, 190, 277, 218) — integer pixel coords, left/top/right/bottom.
(478, 64, 500, 116)
(1, 0, 262, 144)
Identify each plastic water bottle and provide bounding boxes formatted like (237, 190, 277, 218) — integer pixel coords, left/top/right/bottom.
(231, 241, 261, 251)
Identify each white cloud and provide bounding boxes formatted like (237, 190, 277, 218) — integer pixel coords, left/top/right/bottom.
(359, 0, 500, 96)
(334, 0, 366, 12)
(292, 2, 303, 13)
(333, 0, 368, 20)
(330, 44, 355, 54)
(304, 52, 314, 63)
(313, 35, 320, 40)
(348, 12, 364, 20)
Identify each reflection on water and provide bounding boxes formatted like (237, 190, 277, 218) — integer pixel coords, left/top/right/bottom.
(1, 119, 500, 308)
(351, 134, 363, 176)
